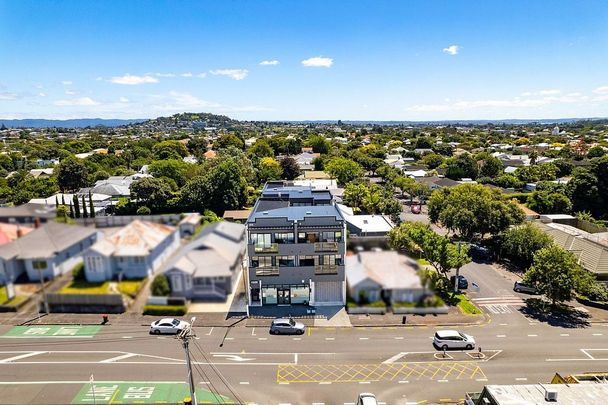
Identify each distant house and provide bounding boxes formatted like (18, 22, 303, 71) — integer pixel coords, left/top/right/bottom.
(296, 171, 331, 180)
(203, 149, 217, 159)
(223, 209, 252, 223)
(0, 222, 101, 284)
(163, 221, 246, 301)
(403, 169, 428, 178)
(83, 220, 180, 282)
(178, 213, 201, 237)
(29, 193, 112, 216)
(35, 159, 59, 167)
(0, 203, 56, 225)
(293, 178, 338, 190)
(337, 204, 394, 237)
(346, 251, 426, 304)
(293, 151, 320, 171)
(82, 174, 150, 199)
(29, 168, 54, 179)
(416, 176, 459, 190)
(0, 223, 32, 245)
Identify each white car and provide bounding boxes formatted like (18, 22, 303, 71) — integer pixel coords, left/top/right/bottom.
(357, 393, 378, 405)
(433, 329, 476, 351)
(149, 318, 190, 335)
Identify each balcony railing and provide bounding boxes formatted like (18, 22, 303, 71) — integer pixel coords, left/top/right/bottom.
(314, 242, 339, 252)
(315, 265, 338, 275)
(254, 243, 278, 253)
(255, 266, 280, 276)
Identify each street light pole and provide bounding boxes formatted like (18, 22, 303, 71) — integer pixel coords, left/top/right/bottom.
(178, 317, 198, 405)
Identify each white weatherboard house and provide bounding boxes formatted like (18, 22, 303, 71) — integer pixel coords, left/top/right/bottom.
(163, 221, 246, 300)
(0, 222, 101, 283)
(83, 220, 180, 282)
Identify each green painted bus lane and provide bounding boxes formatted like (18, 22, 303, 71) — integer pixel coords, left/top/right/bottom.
(71, 382, 234, 404)
(3, 325, 102, 338)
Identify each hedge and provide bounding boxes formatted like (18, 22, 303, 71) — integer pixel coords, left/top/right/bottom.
(143, 304, 187, 316)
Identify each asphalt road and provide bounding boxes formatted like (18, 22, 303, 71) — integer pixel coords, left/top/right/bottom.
(1, 263, 607, 405)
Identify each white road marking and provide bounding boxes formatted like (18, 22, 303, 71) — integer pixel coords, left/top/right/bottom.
(121, 336, 133, 339)
(294, 353, 298, 364)
(560, 334, 570, 337)
(437, 379, 448, 383)
(394, 337, 404, 340)
(224, 337, 234, 341)
(258, 337, 267, 341)
(527, 334, 538, 337)
(359, 337, 369, 340)
(319, 382, 332, 385)
(476, 378, 488, 382)
(496, 335, 506, 338)
(312, 402, 325, 405)
(516, 377, 528, 381)
(383, 352, 406, 364)
(293, 337, 302, 341)
(398, 381, 409, 384)
(359, 381, 371, 384)
(206, 327, 214, 335)
(252, 328, 256, 336)
(593, 333, 603, 336)
(212, 354, 255, 362)
(239, 381, 250, 385)
(279, 382, 290, 385)
(325, 337, 335, 341)
(100, 353, 137, 363)
(499, 323, 508, 326)
(0, 352, 45, 363)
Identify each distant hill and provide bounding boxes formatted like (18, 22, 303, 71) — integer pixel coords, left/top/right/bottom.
(136, 112, 239, 129)
(0, 118, 146, 128)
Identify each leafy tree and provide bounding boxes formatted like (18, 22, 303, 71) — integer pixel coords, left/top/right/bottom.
(553, 159, 573, 177)
(500, 223, 553, 267)
(388, 222, 470, 278)
(478, 155, 503, 178)
(151, 274, 171, 296)
(494, 174, 524, 189)
(566, 169, 600, 215)
(214, 134, 244, 150)
(148, 159, 191, 187)
(137, 206, 151, 215)
(308, 135, 331, 154)
(249, 139, 275, 158)
(420, 153, 444, 169)
(186, 136, 208, 159)
(524, 245, 585, 306)
(81, 195, 88, 218)
(89, 192, 95, 218)
(527, 191, 572, 214)
(325, 157, 363, 186)
(152, 140, 189, 160)
(428, 184, 525, 239)
(56, 205, 69, 223)
(587, 145, 606, 159)
(130, 177, 173, 212)
(93, 170, 110, 182)
(73, 194, 81, 218)
(257, 157, 283, 183)
(445, 154, 478, 180)
(279, 157, 301, 180)
(57, 157, 89, 192)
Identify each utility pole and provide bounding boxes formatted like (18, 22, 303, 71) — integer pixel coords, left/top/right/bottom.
(39, 270, 49, 315)
(178, 317, 197, 405)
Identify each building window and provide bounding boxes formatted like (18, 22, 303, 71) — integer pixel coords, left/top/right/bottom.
(320, 255, 343, 265)
(298, 255, 317, 266)
(298, 232, 319, 243)
(251, 233, 271, 248)
(262, 287, 277, 304)
(321, 231, 342, 242)
(274, 232, 294, 244)
(291, 285, 309, 304)
(194, 278, 211, 286)
(32, 260, 47, 270)
(277, 256, 296, 267)
(251, 256, 273, 268)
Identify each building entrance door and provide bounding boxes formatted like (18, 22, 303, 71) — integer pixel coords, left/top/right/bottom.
(277, 287, 291, 305)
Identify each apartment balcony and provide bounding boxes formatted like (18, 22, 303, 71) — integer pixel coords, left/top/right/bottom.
(255, 266, 280, 276)
(314, 242, 339, 252)
(315, 264, 338, 275)
(254, 243, 279, 253)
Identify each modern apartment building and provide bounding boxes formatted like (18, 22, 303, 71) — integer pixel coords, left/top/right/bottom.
(246, 181, 347, 308)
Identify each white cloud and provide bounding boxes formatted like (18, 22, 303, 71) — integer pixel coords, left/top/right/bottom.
(95, 77, 103, 81)
(538, 89, 561, 96)
(196, 73, 207, 78)
(260, 60, 280, 66)
(593, 86, 608, 95)
(65, 90, 76, 95)
(0, 92, 18, 100)
(38, 92, 46, 97)
(109, 74, 159, 85)
(119, 97, 129, 103)
(301, 56, 333, 68)
(181, 72, 193, 77)
(61, 80, 73, 85)
(154, 73, 176, 77)
(442, 45, 460, 55)
(209, 69, 249, 80)
(54, 97, 99, 106)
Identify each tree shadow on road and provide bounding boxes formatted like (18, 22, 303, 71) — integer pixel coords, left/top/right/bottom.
(518, 298, 591, 328)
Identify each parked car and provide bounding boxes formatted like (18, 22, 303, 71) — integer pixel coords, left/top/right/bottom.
(149, 318, 190, 335)
(433, 330, 476, 351)
(469, 243, 491, 263)
(450, 275, 469, 289)
(270, 318, 306, 335)
(356, 393, 379, 405)
(513, 281, 539, 295)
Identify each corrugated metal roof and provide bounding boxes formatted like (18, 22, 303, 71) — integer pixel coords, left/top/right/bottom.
(483, 383, 608, 404)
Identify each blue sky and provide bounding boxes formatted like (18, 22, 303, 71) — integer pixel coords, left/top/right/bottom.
(1, 0, 608, 120)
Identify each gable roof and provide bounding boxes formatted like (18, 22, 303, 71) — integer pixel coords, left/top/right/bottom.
(0, 222, 98, 260)
(346, 251, 422, 290)
(89, 220, 176, 257)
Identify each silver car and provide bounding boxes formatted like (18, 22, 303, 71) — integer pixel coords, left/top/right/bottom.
(433, 329, 476, 351)
(357, 393, 378, 405)
(149, 318, 190, 335)
(269, 318, 305, 335)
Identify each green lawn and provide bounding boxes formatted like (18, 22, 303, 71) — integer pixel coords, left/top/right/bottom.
(416, 258, 431, 266)
(452, 293, 482, 315)
(118, 279, 145, 298)
(60, 280, 110, 295)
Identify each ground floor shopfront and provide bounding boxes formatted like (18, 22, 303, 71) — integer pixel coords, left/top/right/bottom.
(249, 279, 345, 307)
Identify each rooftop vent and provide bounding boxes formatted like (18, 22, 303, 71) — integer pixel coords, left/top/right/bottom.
(543, 386, 558, 402)
(262, 211, 269, 215)
(306, 211, 312, 215)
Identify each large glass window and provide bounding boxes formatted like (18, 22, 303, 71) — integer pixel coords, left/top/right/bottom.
(320, 255, 343, 265)
(320, 231, 342, 242)
(298, 232, 319, 243)
(299, 255, 317, 266)
(251, 233, 272, 247)
(32, 260, 47, 270)
(291, 285, 310, 304)
(262, 287, 277, 304)
(274, 232, 294, 244)
(251, 256, 273, 268)
(277, 256, 296, 267)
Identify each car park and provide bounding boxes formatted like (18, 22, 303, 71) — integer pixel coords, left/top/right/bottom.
(433, 329, 476, 350)
(513, 281, 539, 294)
(270, 317, 306, 335)
(356, 393, 379, 405)
(450, 275, 469, 289)
(149, 318, 190, 335)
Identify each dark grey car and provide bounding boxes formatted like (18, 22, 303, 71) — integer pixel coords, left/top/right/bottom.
(514, 281, 539, 294)
(270, 318, 306, 335)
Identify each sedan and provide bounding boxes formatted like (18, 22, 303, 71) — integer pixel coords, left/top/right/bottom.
(514, 281, 539, 295)
(269, 318, 306, 335)
(149, 318, 190, 335)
